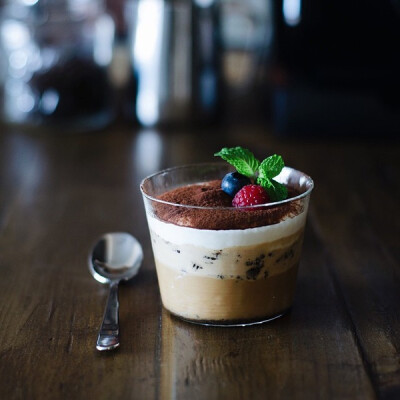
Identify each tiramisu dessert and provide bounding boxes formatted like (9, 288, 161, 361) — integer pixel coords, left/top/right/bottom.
(141, 147, 313, 326)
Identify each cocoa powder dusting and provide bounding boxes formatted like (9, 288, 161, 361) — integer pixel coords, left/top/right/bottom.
(154, 179, 302, 230)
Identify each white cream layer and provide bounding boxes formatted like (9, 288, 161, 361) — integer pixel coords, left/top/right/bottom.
(147, 203, 308, 249)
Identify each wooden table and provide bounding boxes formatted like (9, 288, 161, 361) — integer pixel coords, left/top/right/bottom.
(0, 123, 399, 399)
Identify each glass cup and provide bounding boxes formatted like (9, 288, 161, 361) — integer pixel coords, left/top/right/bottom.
(0, 0, 115, 131)
(140, 163, 313, 326)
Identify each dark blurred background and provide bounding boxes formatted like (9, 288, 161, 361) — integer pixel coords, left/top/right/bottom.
(0, 0, 399, 137)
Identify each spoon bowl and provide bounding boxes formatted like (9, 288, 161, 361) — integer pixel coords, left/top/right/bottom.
(89, 232, 143, 351)
(90, 232, 143, 284)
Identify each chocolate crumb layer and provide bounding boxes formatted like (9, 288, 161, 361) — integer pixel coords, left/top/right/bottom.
(154, 180, 302, 230)
(159, 180, 232, 207)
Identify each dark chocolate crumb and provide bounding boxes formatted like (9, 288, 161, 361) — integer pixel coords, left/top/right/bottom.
(246, 266, 261, 280)
(175, 249, 181, 254)
(217, 274, 224, 279)
(204, 256, 217, 261)
(212, 250, 223, 259)
(263, 270, 269, 279)
(286, 249, 294, 259)
(192, 263, 203, 270)
(276, 248, 295, 264)
(268, 252, 273, 257)
(245, 256, 265, 279)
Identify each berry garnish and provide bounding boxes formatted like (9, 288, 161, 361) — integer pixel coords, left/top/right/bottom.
(215, 147, 288, 202)
(221, 172, 251, 197)
(232, 184, 270, 208)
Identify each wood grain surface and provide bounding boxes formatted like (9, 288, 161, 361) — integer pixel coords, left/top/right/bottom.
(0, 123, 399, 400)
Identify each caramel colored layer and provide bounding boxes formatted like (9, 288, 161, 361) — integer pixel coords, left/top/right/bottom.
(155, 261, 299, 322)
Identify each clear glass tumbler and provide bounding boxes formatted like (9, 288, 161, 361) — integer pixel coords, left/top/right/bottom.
(0, 0, 115, 131)
(140, 163, 313, 326)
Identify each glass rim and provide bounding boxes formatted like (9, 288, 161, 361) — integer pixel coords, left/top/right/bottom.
(140, 162, 314, 210)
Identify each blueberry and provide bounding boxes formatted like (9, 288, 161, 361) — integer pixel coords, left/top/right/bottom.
(221, 172, 251, 197)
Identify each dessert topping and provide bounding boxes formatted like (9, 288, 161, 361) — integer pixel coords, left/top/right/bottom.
(214, 147, 260, 179)
(221, 172, 251, 197)
(215, 146, 288, 202)
(232, 184, 270, 208)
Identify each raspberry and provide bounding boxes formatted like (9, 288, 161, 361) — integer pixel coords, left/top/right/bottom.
(232, 184, 270, 208)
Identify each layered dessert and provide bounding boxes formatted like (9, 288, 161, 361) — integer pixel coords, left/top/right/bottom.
(141, 148, 313, 326)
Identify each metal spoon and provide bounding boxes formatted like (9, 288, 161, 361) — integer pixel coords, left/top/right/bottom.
(89, 232, 143, 351)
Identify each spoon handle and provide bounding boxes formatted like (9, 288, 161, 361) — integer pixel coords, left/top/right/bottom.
(96, 281, 120, 351)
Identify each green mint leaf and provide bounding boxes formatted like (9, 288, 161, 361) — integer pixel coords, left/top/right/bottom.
(257, 177, 288, 202)
(258, 154, 285, 179)
(214, 147, 260, 178)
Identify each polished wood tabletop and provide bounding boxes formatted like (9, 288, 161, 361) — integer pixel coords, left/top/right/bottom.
(0, 122, 399, 400)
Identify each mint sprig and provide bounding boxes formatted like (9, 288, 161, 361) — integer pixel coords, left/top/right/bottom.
(258, 154, 284, 179)
(214, 147, 260, 179)
(257, 177, 288, 202)
(215, 147, 288, 201)
(257, 154, 288, 201)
